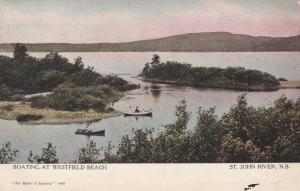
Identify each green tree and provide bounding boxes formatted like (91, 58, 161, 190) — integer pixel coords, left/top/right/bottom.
(28, 143, 59, 163)
(77, 141, 101, 163)
(13, 43, 27, 64)
(192, 107, 223, 162)
(165, 99, 189, 135)
(0, 142, 19, 164)
(150, 54, 160, 65)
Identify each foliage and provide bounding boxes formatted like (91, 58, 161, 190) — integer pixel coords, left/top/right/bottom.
(0, 44, 138, 99)
(28, 143, 59, 164)
(37, 70, 66, 90)
(100, 75, 140, 91)
(278, 78, 287, 81)
(16, 114, 44, 122)
(13, 43, 27, 64)
(0, 84, 12, 101)
(165, 99, 189, 135)
(0, 142, 19, 164)
(105, 107, 115, 113)
(31, 84, 121, 112)
(77, 141, 101, 163)
(141, 55, 280, 91)
(192, 107, 223, 162)
(103, 95, 300, 163)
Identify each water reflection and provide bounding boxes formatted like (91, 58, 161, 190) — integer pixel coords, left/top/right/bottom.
(150, 84, 162, 99)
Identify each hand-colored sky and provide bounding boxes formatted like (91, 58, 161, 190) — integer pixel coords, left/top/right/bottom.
(0, 0, 299, 43)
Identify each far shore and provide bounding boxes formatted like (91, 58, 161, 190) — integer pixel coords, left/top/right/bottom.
(0, 101, 122, 125)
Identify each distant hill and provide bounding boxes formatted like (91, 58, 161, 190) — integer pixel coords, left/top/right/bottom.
(1, 32, 300, 52)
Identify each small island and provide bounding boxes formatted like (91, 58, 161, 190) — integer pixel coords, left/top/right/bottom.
(0, 44, 138, 124)
(140, 54, 292, 91)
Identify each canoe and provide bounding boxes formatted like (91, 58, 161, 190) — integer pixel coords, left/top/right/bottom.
(124, 111, 152, 117)
(75, 129, 105, 136)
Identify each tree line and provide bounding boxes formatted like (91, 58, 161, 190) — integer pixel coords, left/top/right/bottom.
(141, 54, 280, 91)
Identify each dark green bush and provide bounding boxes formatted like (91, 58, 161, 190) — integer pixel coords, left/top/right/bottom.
(31, 84, 120, 112)
(28, 143, 59, 164)
(9, 94, 25, 101)
(37, 70, 66, 90)
(278, 77, 288, 81)
(16, 114, 44, 122)
(0, 142, 19, 164)
(105, 107, 115, 113)
(77, 141, 101, 163)
(0, 84, 12, 101)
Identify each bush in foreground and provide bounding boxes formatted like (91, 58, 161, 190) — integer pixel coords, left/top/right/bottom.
(77, 141, 101, 163)
(102, 95, 300, 163)
(0, 142, 19, 164)
(28, 143, 59, 164)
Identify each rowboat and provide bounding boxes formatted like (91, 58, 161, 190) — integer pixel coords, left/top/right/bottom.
(123, 110, 152, 117)
(75, 129, 105, 136)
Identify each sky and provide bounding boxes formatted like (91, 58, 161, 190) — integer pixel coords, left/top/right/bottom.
(0, 0, 300, 43)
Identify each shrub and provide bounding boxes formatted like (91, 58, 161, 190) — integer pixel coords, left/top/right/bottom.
(278, 78, 288, 81)
(37, 70, 65, 90)
(28, 143, 59, 164)
(31, 84, 120, 112)
(105, 107, 115, 113)
(103, 95, 300, 163)
(0, 142, 19, 164)
(16, 114, 44, 122)
(77, 141, 101, 163)
(0, 84, 12, 100)
(9, 94, 25, 101)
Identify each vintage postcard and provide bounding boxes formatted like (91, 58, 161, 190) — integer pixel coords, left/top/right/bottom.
(0, 0, 299, 190)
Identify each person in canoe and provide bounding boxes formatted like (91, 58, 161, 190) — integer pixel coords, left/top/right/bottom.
(123, 106, 152, 117)
(135, 106, 140, 113)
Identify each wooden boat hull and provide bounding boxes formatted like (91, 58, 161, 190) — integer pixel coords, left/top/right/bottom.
(124, 111, 152, 117)
(75, 129, 105, 136)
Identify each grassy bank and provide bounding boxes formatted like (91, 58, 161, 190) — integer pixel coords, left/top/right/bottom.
(0, 101, 121, 125)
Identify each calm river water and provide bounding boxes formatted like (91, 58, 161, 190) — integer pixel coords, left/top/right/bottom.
(0, 52, 299, 163)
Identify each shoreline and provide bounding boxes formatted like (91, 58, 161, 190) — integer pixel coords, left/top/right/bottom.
(0, 101, 122, 125)
(136, 77, 300, 91)
(279, 81, 300, 89)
